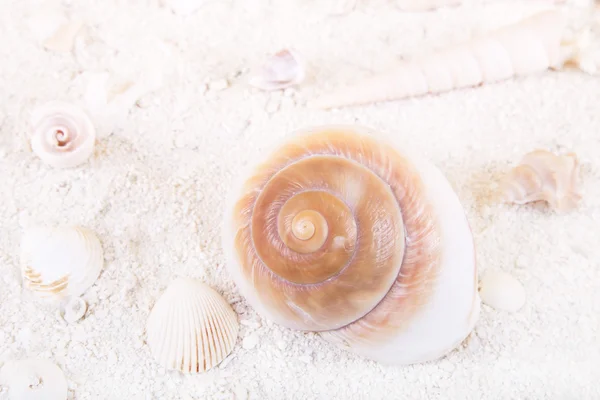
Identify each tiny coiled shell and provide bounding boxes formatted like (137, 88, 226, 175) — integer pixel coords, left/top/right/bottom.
(30, 100, 96, 168)
(20, 226, 104, 301)
(479, 269, 526, 312)
(222, 125, 479, 365)
(497, 149, 581, 212)
(0, 359, 68, 400)
(60, 297, 87, 323)
(146, 278, 240, 373)
(248, 49, 305, 91)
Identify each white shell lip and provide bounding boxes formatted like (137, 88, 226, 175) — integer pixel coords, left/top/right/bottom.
(146, 277, 240, 373)
(20, 225, 104, 301)
(0, 359, 68, 400)
(30, 100, 96, 169)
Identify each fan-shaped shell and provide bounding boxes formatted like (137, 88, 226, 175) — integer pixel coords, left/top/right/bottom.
(30, 100, 96, 168)
(20, 225, 103, 301)
(0, 359, 68, 400)
(222, 125, 479, 365)
(146, 278, 240, 373)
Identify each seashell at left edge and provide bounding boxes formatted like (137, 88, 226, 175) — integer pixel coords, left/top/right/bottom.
(222, 125, 479, 365)
(30, 100, 96, 169)
(0, 358, 68, 400)
(146, 278, 240, 373)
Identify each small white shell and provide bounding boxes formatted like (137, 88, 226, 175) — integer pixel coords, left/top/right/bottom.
(0, 359, 68, 400)
(479, 269, 526, 312)
(60, 297, 87, 323)
(146, 278, 239, 373)
(20, 226, 104, 301)
(30, 100, 96, 169)
(248, 49, 305, 91)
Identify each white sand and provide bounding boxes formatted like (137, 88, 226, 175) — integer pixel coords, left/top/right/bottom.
(1, 0, 599, 399)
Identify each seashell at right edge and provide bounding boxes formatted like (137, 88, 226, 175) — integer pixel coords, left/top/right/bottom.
(221, 125, 480, 366)
(495, 149, 582, 212)
(146, 278, 240, 373)
(20, 225, 104, 301)
(0, 359, 68, 400)
(30, 100, 96, 169)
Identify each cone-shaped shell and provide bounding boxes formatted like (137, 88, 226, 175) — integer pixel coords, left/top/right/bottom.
(20, 225, 103, 301)
(146, 278, 240, 373)
(222, 125, 479, 365)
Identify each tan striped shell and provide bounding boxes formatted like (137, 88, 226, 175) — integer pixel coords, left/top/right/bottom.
(20, 225, 103, 301)
(222, 125, 479, 365)
(146, 278, 239, 373)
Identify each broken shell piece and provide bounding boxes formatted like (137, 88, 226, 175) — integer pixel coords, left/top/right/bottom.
(248, 49, 305, 91)
(0, 359, 68, 400)
(166, 0, 207, 15)
(395, 0, 461, 11)
(479, 269, 526, 312)
(20, 226, 104, 301)
(30, 100, 96, 169)
(60, 297, 87, 323)
(146, 278, 239, 373)
(496, 150, 581, 212)
(43, 19, 84, 52)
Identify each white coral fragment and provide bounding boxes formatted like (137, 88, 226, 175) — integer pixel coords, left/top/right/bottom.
(248, 49, 305, 91)
(497, 149, 581, 212)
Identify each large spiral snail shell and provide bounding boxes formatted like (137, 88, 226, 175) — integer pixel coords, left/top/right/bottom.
(222, 125, 479, 365)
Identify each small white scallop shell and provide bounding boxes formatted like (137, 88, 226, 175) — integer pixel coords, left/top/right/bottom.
(0, 359, 68, 400)
(30, 100, 96, 169)
(60, 297, 88, 323)
(20, 226, 104, 301)
(248, 49, 305, 91)
(146, 278, 239, 373)
(479, 269, 526, 312)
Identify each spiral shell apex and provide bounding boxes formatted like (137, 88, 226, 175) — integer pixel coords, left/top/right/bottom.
(30, 100, 96, 168)
(222, 125, 479, 365)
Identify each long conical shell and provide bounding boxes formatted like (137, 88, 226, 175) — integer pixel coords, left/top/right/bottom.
(146, 278, 239, 373)
(312, 10, 567, 109)
(497, 149, 581, 211)
(20, 226, 104, 301)
(222, 125, 479, 365)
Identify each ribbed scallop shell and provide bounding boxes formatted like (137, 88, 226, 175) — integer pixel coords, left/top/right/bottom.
(222, 125, 479, 365)
(30, 100, 96, 169)
(146, 278, 239, 373)
(20, 226, 103, 301)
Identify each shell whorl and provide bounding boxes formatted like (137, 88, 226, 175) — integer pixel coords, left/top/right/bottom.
(30, 100, 96, 169)
(223, 126, 477, 364)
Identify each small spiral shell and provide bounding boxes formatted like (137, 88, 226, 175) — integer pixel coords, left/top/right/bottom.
(222, 125, 479, 365)
(30, 100, 96, 169)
